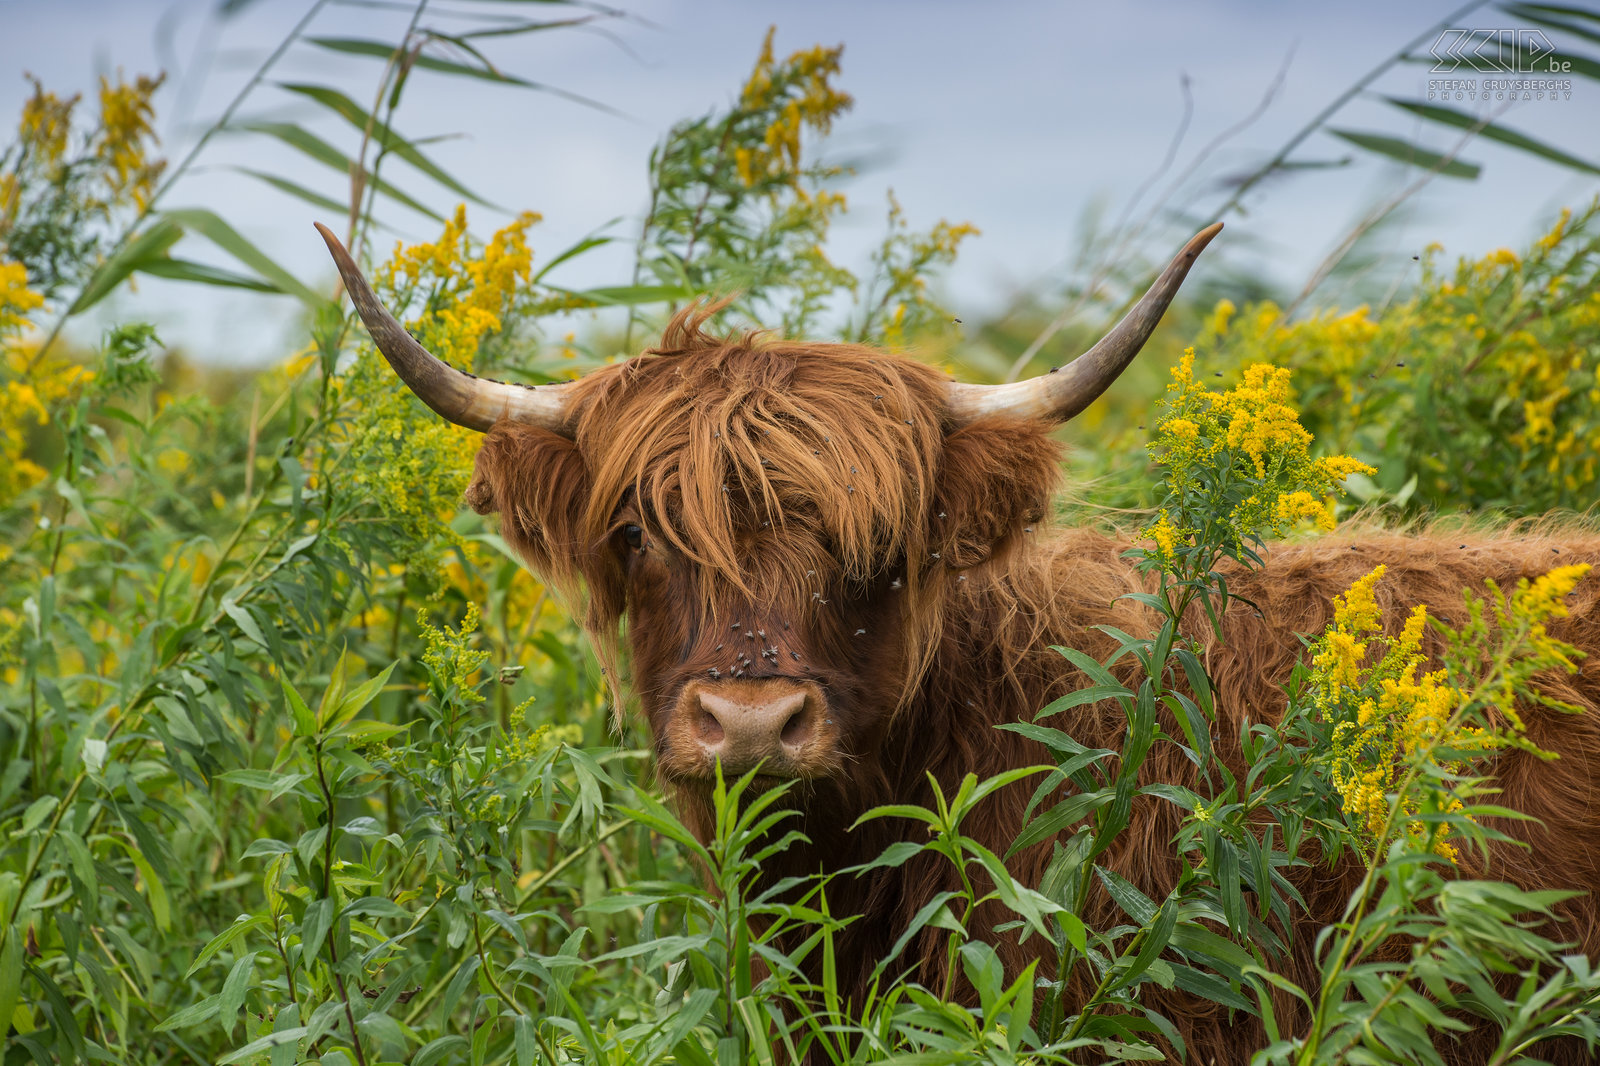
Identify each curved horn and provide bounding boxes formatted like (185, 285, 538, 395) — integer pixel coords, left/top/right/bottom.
(947, 222, 1223, 425)
(314, 222, 579, 433)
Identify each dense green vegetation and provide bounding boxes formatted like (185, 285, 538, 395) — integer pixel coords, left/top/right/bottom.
(5, 5, 1600, 1063)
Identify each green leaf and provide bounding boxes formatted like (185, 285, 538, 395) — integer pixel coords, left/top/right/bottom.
(323, 659, 398, 731)
(1007, 790, 1114, 855)
(1034, 683, 1134, 719)
(116, 840, 172, 932)
(135, 257, 284, 293)
(162, 209, 329, 307)
(216, 1026, 310, 1063)
(1385, 98, 1600, 174)
(220, 952, 257, 1034)
(221, 598, 268, 649)
(70, 217, 185, 313)
(155, 993, 221, 1032)
(514, 1013, 537, 1066)
(1111, 898, 1178, 992)
(550, 283, 695, 307)
(1506, 3, 1600, 46)
(1326, 128, 1482, 179)
(278, 83, 494, 207)
(20, 795, 58, 834)
(186, 915, 269, 979)
(850, 803, 942, 831)
(232, 166, 351, 216)
(533, 232, 614, 282)
(1217, 838, 1246, 938)
(1096, 865, 1159, 925)
(848, 839, 926, 873)
(0, 925, 22, 1046)
(281, 675, 315, 737)
(233, 122, 445, 222)
(965, 764, 1053, 811)
(299, 898, 333, 960)
(304, 36, 620, 114)
(1060, 910, 1088, 954)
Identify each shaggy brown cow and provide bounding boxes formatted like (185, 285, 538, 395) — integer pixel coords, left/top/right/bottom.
(316, 222, 1600, 1064)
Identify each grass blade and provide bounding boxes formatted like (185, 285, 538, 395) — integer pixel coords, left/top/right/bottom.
(278, 82, 495, 207)
(136, 258, 284, 293)
(1326, 128, 1482, 179)
(161, 208, 329, 308)
(1385, 97, 1600, 174)
(69, 217, 185, 313)
(305, 35, 622, 114)
(233, 121, 445, 222)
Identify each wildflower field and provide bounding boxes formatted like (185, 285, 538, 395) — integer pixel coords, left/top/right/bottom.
(5, 7, 1600, 1065)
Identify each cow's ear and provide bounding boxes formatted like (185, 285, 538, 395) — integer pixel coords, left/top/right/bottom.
(466, 424, 591, 572)
(931, 417, 1061, 569)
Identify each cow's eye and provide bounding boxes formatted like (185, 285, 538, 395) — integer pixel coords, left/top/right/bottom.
(623, 524, 645, 551)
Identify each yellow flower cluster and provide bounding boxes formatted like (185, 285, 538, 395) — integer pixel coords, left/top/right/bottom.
(419, 603, 490, 706)
(337, 207, 542, 574)
(500, 699, 583, 765)
(1140, 508, 1183, 563)
(1515, 563, 1592, 677)
(1316, 567, 1471, 858)
(380, 204, 540, 369)
(734, 26, 853, 187)
(0, 260, 44, 334)
(17, 79, 76, 168)
(1142, 349, 1373, 563)
(1213, 363, 1312, 475)
(1312, 562, 1591, 863)
(875, 192, 979, 349)
(95, 72, 166, 209)
(6, 72, 167, 223)
(1174, 203, 1600, 512)
(1, 256, 92, 501)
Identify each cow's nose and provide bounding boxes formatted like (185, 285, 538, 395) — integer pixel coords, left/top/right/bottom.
(694, 686, 821, 773)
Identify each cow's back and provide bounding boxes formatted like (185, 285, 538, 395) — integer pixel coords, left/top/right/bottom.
(878, 525, 1600, 1064)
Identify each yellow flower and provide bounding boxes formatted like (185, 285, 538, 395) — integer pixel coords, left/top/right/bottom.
(1513, 563, 1591, 623)
(0, 260, 45, 335)
(18, 79, 77, 166)
(1205, 298, 1236, 338)
(1140, 509, 1183, 566)
(1308, 563, 1577, 864)
(154, 448, 190, 475)
(734, 26, 852, 187)
(95, 72, 167, 208)
(1333, 564, 1385, 635)
(1274, 489, 1334, 531)
(1164, 417, 1198, 441)
(1316, 630, 1367, 690)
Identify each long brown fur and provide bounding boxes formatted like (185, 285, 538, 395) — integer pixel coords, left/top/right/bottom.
(465, 306, 1600, 1065)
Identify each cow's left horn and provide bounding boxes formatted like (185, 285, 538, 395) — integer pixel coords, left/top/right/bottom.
(946, 222, 1223, 425)
(315, 222, 579, 433)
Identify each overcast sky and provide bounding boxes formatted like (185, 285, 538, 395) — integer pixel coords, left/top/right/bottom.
(3, 0, 1598, 363)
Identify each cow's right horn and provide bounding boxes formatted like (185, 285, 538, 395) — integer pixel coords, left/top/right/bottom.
(946, 222, 1222, 426)
(315, 222, 579, 433)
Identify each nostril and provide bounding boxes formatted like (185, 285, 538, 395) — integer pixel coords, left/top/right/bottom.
(780, 707, 811, 746)
(698, 709, 725, 744)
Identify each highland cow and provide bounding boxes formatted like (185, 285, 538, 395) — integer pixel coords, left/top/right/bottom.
(317, 221, 1600, 1065)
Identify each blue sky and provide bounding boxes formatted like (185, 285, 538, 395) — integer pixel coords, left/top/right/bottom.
(3, 0, 1598, 363)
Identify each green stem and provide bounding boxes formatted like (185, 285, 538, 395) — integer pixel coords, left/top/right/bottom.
(314, 737, 370, 1066)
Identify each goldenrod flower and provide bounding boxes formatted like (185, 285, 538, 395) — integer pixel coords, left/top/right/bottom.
(1309, 562, 1588, 864)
